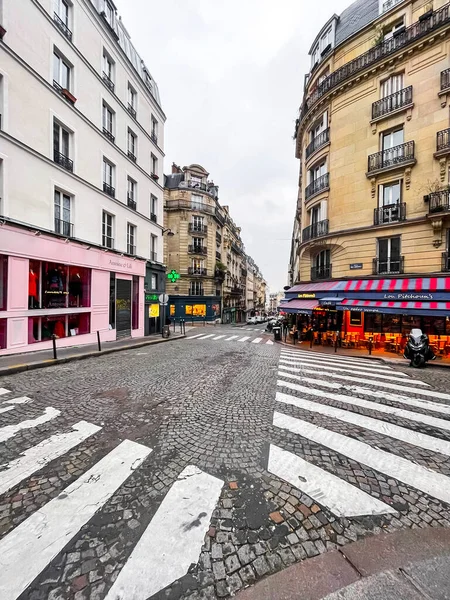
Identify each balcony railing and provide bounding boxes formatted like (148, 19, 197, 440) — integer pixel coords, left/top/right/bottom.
(151, 132, 158, 145)
(189, 288, 204, 296)
(300, 3, 450, 122)
(127, 194, 136, 210)
(189, 223, 208, 234)
(216, 251, 222, 260)
(103, 182, 115, 198)
(367, 141, 415, 173)
(127, 245, 136, 255)
(373, 256, 405, 275)
(215, 209, 226, 226)
(382, 0, 403, 13)
(102, 72, 115, 93)
(127, 151, 136, 162)
(54, 150, 73, 172)
(374, 202, 406, 225)
(442, 252, 450, 272)
(55, 218, 73, 237)
(305, 173, 330, 200)
(188, 267, 208, 276)
(53, 80, 76, 105)
(216, 231, 222, 243)
(231, 286, 244, 296)
(311, 265, 332, 280)
(188, 245, 207, 255)
(437, 128, 450, 153)
(150, 213, 157, 223)
(231, 241, 243, 255)
(305, 128, 330, 160)
(302, 219, 329, 242)
(165, 199, 216, 215)
(53, 12, 72, 40)
(441, 68, 450, 91)
(372, 86, 413, 120)
(428, 189, 450, 213)
(127, 103, 137, 118)
(103, 128, 115, 143)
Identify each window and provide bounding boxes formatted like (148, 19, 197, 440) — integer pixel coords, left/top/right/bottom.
(0, 255, 7, 311)
(382, 127, 404, 150)
(191, 194, 203, 210)
(103, 0, 114, 26)
(53, 50, 71, 90)
(379, 180, 401, 206)
(192, 237, 203, 251)
(151, 116, 158, 144)
(54, 0, 69, 25)
(309, 161, 327, 183)
(127, 129, 136, 160)
(320, 27, 333, 53)
(54, 190, 72, 236)
(53, 120, 73, 171)
(311, 44, 320, 68)
(150, 234, 157, 261)
(127, 223, 136, 254)
(190, 280, 203, 296)
(151, 153, 158, 176)
(151, 274, 157, 290)
(102, 51, 114, 91)
(310, 112, 328, 142)
(383, 17, 405, 41)
(377, 181, 402, 224)
(103, 158, 115, 196)
(192, 258, 204, 274)
(102, 102, 114, 141)
(29, 313, 90, 344)
(377, 236, 401, 273)
(310, 204, 321, 225)
(313, 249, 331, 279)
(29, 261, 91, 310)
(191, 175, 202, 185)
(127, 178, 136, 208)
(128, 84, 137, 113)
(381, 73, 404, 98)
(193, 215, 204, 231)
(150, 195, 157, 222)
(102, 212, 114, 248)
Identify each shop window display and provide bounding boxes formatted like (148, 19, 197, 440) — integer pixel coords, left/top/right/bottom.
(28, 261, 91, 310)
(132, 275, 139, 330)
(28, 314, 90, 344)
(42, 262, 68, 309)
(0, 255, 7, 311)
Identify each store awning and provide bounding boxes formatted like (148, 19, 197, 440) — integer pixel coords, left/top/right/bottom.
(334, 277, 450, 293)
(339, 298, 450, 316)
(277, 299, 318, 314)
(319, 297, 346, 305)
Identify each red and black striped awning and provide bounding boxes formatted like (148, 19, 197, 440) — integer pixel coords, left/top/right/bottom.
(339, 298, 450, 315)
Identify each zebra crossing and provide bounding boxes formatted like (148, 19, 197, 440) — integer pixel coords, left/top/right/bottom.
(269, 348, 450, 517)
(0, 388, 224, 599)
(187, 332, 274, 345)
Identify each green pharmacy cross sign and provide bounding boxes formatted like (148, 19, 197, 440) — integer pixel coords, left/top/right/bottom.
(167, 269, 180, 283)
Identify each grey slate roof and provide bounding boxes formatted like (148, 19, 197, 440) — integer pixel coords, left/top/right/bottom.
(164, 173, 184, 189)
(335, 0, 379, 46)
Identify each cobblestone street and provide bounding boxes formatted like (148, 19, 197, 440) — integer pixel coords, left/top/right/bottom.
(1, 328, 450, 599)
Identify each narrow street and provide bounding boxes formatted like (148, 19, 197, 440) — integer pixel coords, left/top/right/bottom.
(0, 332, 450, 599)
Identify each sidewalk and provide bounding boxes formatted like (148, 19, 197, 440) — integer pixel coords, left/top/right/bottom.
(0, 331, 186, 377)
(237, 527, 450, 600)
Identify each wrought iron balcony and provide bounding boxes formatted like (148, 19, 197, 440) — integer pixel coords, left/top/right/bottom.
(188, 267, 208, 276)
(127, 244, 136, 255)
(165, 199, 216, 216)
(372, 256, 404, 275)
(442, 252, 450, 272)
(305, 173, 329, 200)
(188, 245, 207, 255)
(302, 219, 329, 242)
(103, 182, 115, 198)
(102, 72, 115, 93)
(127, 151, 136, 162)
(127, 103, 137, 118)
(188, 223, 208, 235)
(54, 150, 73, 172)
(103, 128, 115, 143)
(54, 218, 73, 237)
(428, 189, 450, 213)
(372, 86, 413, 120)
(441, 68, 450, 92)
(150, 213, 157, 223)
(437, 128, 450, 154)
(305, 128, 330, 160)
(216, 251, 222, 260)
(231, 286, 244, 296)
(127, 194, 136, 210)
(311, 265, 332, 280)
(374, 202, 406, 225)
(367, 141, 415, 173)
(215, 209, 226, 226)
(231, 241, 243, 255)
(151, 132, 158, 145)
(53, 12, 72, 40)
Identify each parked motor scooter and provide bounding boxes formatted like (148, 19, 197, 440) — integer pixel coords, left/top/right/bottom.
(403, 328, 435, 368)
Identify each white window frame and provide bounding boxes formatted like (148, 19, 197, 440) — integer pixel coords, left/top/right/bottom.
(381, 73, 404, 98)
(54, 0, 69, 26)
(128, 83, 137, 110)
(103, 158, 114, 187)
(377, 236, 401, 272)
(150, 194, 158, 216)
(379, 180, 401, 207)
(127, 223, 136, 254)
(53, 50, 71, 90)
(381, 127, 404, 150)
(102, 102, 114, 134)
(151, 274, 157, 289)
(102, 0, 114, 26)
(102, 211, 114, 248)
(127, 177, 136, 200)
(53, 120, 71, 158)
(54, 189, 71, 234)
(103, 50, 114, 81)
(383, 17, 405, 40)
(151, 153, 158, 175)
(127, 129, 136, 156)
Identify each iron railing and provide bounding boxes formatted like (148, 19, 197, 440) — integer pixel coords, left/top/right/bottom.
(216, 251, 222, 260)
(300, 3, 450, 122)
(216, 231, 222, 243)
(165, 200, 216, 215)
(442, 252, 450, 272)
(311, 265, 332, 280)
(372, 86, 413, 120)
(127, 151, 136, 162)
(189, 223, 208, 234)
(102, 72, 115, 93)
(103, 182, 115, 197)
(437, 128, 450, 153)
(55, 218, 73, 237)
(305, 128, 330, 159)
(188, 267, 208, 276)
(53, 12, 72, 40)
(231, 286, 244, 295)
(428, 189, 450, 213)
(305, 173, 329, 200)
(127, 194, 137, 210)
(302, 219, 329, 242)
(150, 213, 157, 223)
(188, 245, 207, 255)
(367, 141, 415, 172)
(231, 241, 243, 255)
(127, 103, 137, 118)
(373, 256, 405, 275)
(215, 209, 226, 226)
(54, 150, 73, 172)
(151, 132, 158, 145)
(441, 68, 450, 91)
(103, 128, 115, 143)
(374, 202, 406, 225)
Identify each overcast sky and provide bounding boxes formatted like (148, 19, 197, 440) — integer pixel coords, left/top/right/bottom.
(114, 0, 352, 294)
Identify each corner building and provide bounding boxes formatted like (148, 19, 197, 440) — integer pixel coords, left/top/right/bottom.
(0, 0, 166, 354)
(287, 0, 450, 348)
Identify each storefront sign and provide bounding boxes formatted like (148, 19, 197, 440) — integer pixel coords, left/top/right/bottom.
(349, 263, 363, 270)
(298, 293, 316, 299)
(149, 304, 159, 318)
(193, 304, 206, 317)
(383, 293, 434, 301)
(167, 270, 180, 283)
(170, 304, 175, 316)
(145, 293, 159, 302)
(109, 259, 133, 270)
(185, 305, 192, 315)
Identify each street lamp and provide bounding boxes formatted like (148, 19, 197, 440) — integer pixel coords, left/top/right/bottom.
(162, 228, 175, 237)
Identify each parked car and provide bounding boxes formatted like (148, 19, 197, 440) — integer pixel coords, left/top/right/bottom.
(256, 315, 264, 323)
(247, 316, 257, 325)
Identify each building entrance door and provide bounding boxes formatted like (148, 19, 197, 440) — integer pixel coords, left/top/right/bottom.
(116, 279, 131, 338)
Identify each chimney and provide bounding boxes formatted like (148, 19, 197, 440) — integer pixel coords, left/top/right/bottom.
(172, 162, 181, 174)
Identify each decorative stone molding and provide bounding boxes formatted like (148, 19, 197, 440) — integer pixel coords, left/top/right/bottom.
(431, 217, 443, 237)
(405, 167, 412, 190)
(370, 178, 376, 198)
(440, 158, 447, 182)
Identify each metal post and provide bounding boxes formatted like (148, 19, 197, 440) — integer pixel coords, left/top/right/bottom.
(52, 335, 57, 360)
(310, 333, 313, 349)
(161, 303, 166, 337)
(97, 330, 102, 352)
(335, 331, 338, 354)
(368, 337, 373, 356)
(173, 319, 176, 333)
(204, 316, 206, 327)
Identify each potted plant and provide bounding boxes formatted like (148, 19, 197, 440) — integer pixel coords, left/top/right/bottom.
(151, 173, 159, 181)
(61, 88, 77, 105)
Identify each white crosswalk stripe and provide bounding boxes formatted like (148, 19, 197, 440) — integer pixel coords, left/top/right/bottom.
(0, 407, 60, 444)
(225, 335, 239, 341)
(105, 465, 223, 600)
(238, 336, 251, 342)
(188, 334, 274, 345)
(0, 388, 11, 396)
(252, 337, 263, 344)
(280, 348, 392, 368)
(187, 334, 205, 339)
(0, 405, 15, 416)
(197, 334, 215, 339)
(280, 351, 408, 376)
(2, 396, 33, 405)
(212, 335, 225, 340)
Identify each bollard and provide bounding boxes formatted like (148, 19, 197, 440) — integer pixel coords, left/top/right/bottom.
(97, 330, 102, 352)
(173, 319, 176, 333)
(335, 336, 338, 353)
(310, 334, 313, 349)
(368, 337, 373, 356)
(52, 334, 57, 360)
(203, 317, 206, 327)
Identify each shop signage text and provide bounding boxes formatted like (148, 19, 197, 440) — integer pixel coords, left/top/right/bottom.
(298, 293, 316, 299)
(349, 263, 363, 270)
(383, 293, 434, 301)
(145, 293, 159, 302)
(109, 259, 133, 270)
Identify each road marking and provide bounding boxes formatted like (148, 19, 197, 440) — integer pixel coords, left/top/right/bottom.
(277, 379, 450, 433)
(105, 465, 223, 600)
(280, 349, 393, 367)
(276, 391, 450, 457)
(197, 334, 214, 340)
(188, 334, 205, 340)
(237, 337, 251, 342)
(213, 335, 225, 340)
(252, 338, 263, 344)
(0, 406, 15, 416)
(0, 407, 61, 444)
(3, 397, 33, 405)
(280, 353, 405, 375)
(0, 388, 11, 396)
(278, 362, 418, 385)
(266, 340, 274, 345)
(225, 335, 238, 341)
(269, 444, 395, 517)
(0, 421, 102, 496)
(273, 411, 450, 506)
(278, 368, 450, 416)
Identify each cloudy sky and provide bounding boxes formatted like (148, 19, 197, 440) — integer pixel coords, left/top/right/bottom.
(115, 0, 352, 293)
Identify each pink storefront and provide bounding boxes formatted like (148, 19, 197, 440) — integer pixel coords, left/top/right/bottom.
(0, 223, 145, 356)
